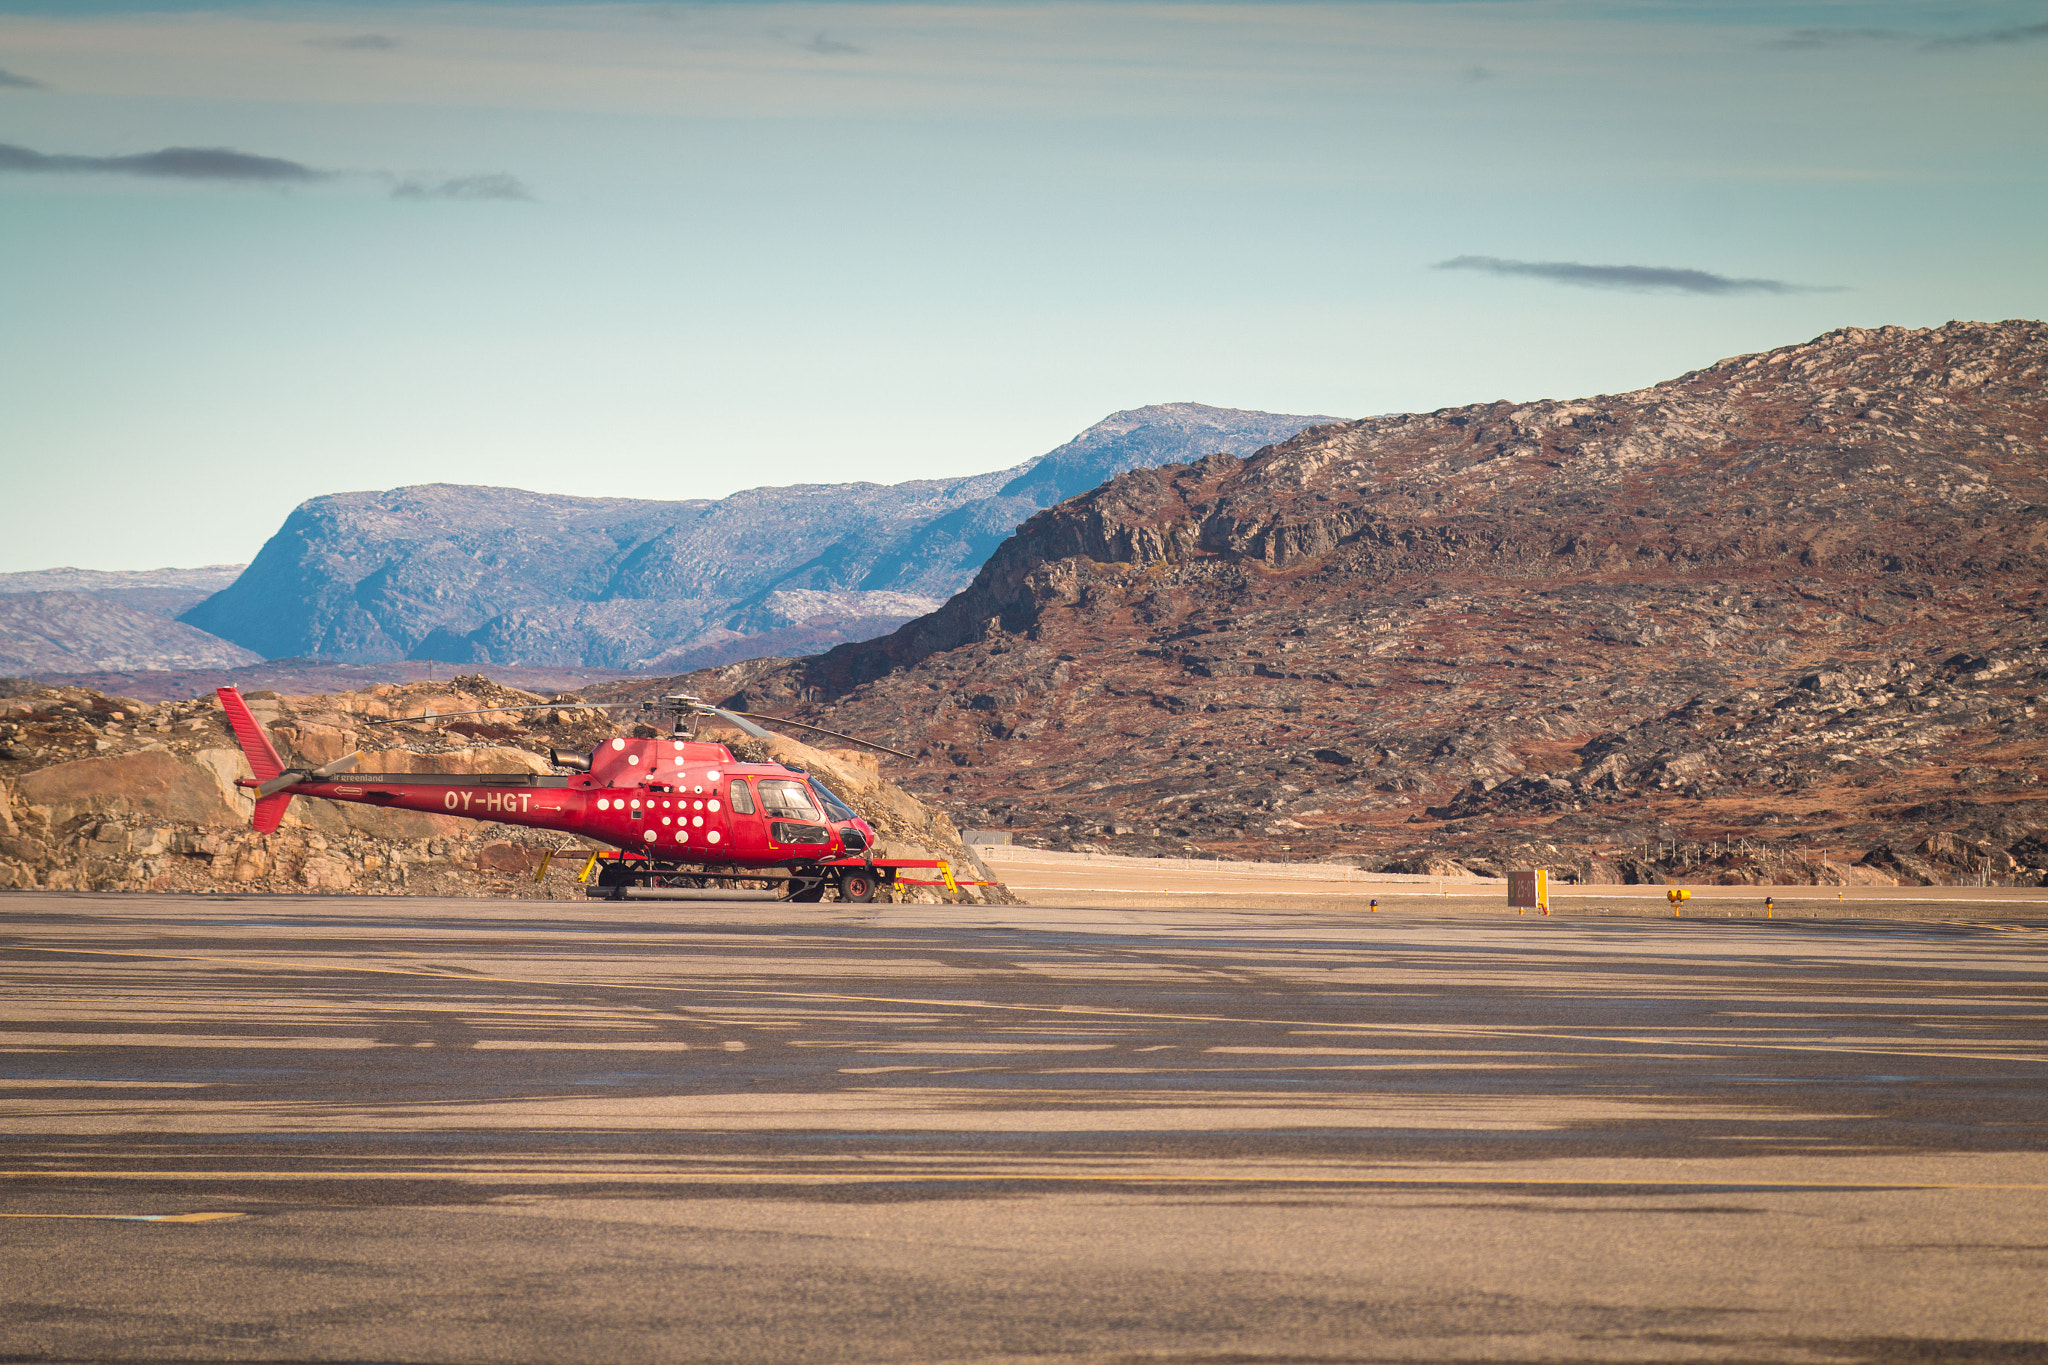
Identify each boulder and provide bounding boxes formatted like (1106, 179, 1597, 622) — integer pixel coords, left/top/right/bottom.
(1857, 844, 1941, 886)
(283, 723, 358, 766)
(477, 842, 538, 876)
(17, 750, 240, 827)
(1380, 855, 1485, 878)
(298, 854, 355, 892)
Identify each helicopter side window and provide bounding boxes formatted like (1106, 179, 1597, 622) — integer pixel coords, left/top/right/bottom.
(756, 778, 821, 821)
(809, 780, 858, 823)
(729, 780, 756, 816)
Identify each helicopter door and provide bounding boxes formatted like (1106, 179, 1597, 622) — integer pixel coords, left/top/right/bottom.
(756, 777, 833, 855)
(724, 777, 771, 859)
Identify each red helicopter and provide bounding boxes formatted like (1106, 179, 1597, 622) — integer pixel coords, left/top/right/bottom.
(215, 686, 952, 903)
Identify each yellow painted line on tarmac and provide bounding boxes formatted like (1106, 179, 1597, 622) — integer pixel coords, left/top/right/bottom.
(13, 945, 2048, 1067)
(4, 1170, 2048, 1193)
(0, 1211, 245, 1222)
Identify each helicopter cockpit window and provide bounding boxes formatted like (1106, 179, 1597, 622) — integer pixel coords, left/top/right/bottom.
(809, 780, 859, 823)
(756, 778, 820, 821)
(729, 780, 755, 816)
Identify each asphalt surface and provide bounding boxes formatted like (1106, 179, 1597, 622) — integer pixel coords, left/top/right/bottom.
(4, 891, 2048, 1364)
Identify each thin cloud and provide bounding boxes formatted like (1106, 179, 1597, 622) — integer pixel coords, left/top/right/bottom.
(0, 142, 324, 183)
(1434, 256, 1840, 296)
(0, 141, 529, 202)
(1923, 20, 2048, 49)
(1764, 28, 1904, 50)
(391, 173, 533, 202)
(798, 32, 863, 56)
(0, 66, 45, 90)
(306, 34, 399, 52)
(1768, 21, 2048, 50)
(1461, 64, 1496, 82)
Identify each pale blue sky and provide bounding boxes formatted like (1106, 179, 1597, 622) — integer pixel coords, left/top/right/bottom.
(1, 0, 2042, 571)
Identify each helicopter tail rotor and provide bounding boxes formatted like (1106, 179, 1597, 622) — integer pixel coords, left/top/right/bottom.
(218, 687, 367, 829)
(254, 750, 361, 799)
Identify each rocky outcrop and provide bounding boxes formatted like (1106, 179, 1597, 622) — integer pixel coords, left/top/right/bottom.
(174, 405, 1335, 670)
(0, 679, 573, 896)
(696, 321, 2048, 882)
(0, 675, 1010, 902)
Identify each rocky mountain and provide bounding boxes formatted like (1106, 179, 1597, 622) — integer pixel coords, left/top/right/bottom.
(851, 403, 1346, 600)
(179, 404, 1336, 672)
(710, 320, 2048, 886)
(0, 566, 256, 673)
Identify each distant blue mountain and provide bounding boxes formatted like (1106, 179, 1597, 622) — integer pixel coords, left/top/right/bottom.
(179, 402, 1341, 671)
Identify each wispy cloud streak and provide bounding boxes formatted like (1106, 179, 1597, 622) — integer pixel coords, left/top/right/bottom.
(391, 173, 533, 202)
(1434, 256, 1838, 296)
(780, 31, 863, 56)
(1922, 20, 2048, 49)
(1768, 21, 2048, 50)
(0, 142, 533, 202)
(0, 142, 324, 183)
(1764, 28, 1903, 50)
(0, 66, 49, 89)
(307, 34, 399, 52)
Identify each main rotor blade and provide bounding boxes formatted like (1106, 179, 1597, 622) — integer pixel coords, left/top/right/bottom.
(360, 701, 621, 726)
(730, 710, 917, 760)
(310, 752, 362, 778)
(700, 706, 775, 740)
(350, 694, 916, 760)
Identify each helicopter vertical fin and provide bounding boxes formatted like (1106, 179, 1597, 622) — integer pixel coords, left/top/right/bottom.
(250, 791, 294, 834)
(217, 686, 294, 830)
(216, 686, 286, 781)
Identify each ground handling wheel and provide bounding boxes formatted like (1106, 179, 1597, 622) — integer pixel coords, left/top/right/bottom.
(785, 866, 827, 903)
(837, 868, 878, 904)
(595, 859, 638, 899)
